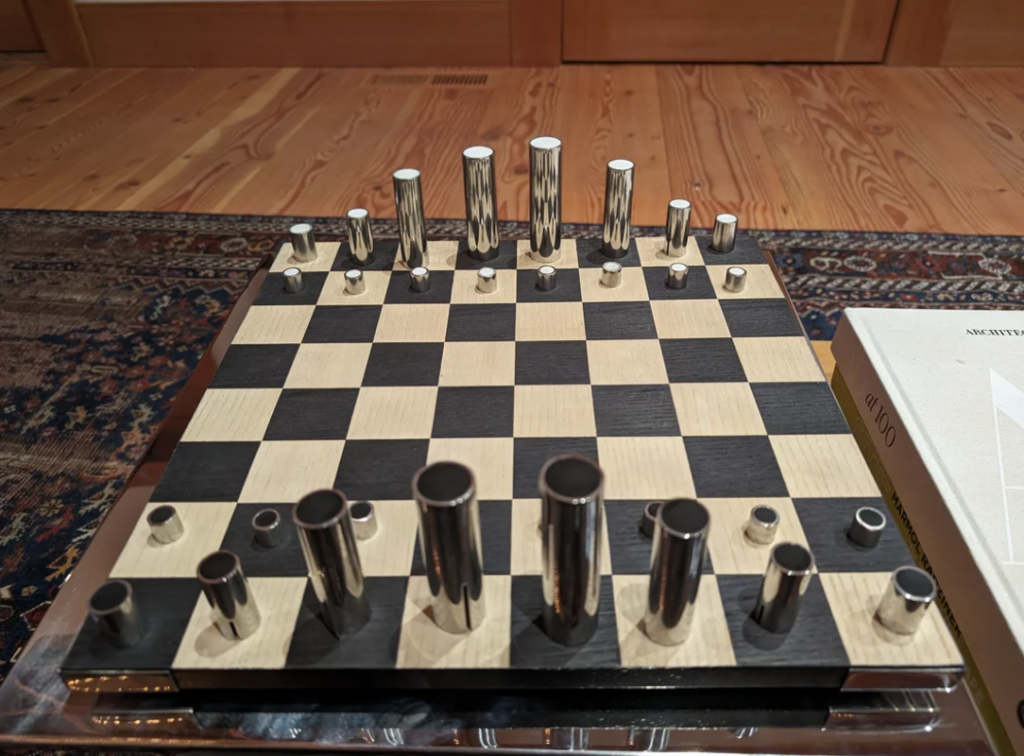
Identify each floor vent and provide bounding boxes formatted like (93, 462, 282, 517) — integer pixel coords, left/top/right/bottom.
(430, 73, 490, 87)
(365, 74, 430, 87)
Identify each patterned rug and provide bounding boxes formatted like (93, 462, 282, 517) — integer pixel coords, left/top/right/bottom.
(2, 209, 1023, 687)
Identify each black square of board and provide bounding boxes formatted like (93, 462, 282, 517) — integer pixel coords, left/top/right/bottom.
(605, 501, 714, 575)
(643, 266, 716, 301)
(254, 272, 328, 306)
(446, 304, 516, 342)
(720, 300, 804, 338)
(751, 383, 850, 435)
(583, 302, 658, 341)
(686, 436, 789, 498)
(332, 239, 401, 271)
(592, 385, 679, 436)
(515, 341, 590, 385)
(514, 437, 599, 498)
(384, 269, 455, 304)
(219, 503, 308, 577)
(516, 269, 582, 303)
(793, 498, 914, 572)
(575, 238, 641, 268)
(660, 338, 747, 383)
(412, 500, 511, 575)
(303, 305, 382, 344)
(363, 343, 444, 386)
(696, 234, 767, 266)
(335, 439, 429, 500)
(264, 388, 360, 440)
(210, 344, 298, 389)
(432, 386, 514, 438)
(151, 442, 258, 502)
(455, 239, 519, 270)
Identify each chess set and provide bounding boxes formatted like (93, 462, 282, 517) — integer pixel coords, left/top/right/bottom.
(62, 138, 963, 696)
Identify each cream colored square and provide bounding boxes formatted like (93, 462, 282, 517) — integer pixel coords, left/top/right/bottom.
(587, 340, 668, 385)
(770, 434, 881, 498)
(651, 300, 730, 339)
(516, 239, 579, 269)
(397, 575, 511, 668)
(579, 267, 649, 302)
(181, 389, 280, 442)
(271, 241, 341, 272)
(284, 343, 371, 389)
(820, 572, 962, 667)
(510, 499, 612, 575)
(423, 240, 460, 271)
(709, 264, 783, 300)
(234, 305, 314, 345)
(670, 383, 766, 436)
(358, 500, 420, 576)
(317, 270, 390, 305)
(374, 304, 449, 343)
(172, 577, 307, 669)
(439, 342, 515, 386)
(597, 437, 694, 499)
(703, 498, 809, 575)
(347, 387, 438, 439)
(515, 302, 586, 341)
(427, 438, 512, 499)
(734, 337, 823, 383)
(636, 236, 703, 267)
(612, 575, 736, 667)
(514, 385, 596, 437)
(110, 502, 236, 578)
(238, 440, 345, 503)
(450, 269, 516, 304)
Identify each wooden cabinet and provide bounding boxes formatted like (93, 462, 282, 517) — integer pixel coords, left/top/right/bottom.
(0, 0, 42, 50)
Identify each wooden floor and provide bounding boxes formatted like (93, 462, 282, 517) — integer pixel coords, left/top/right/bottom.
(2, 63, 1024, 234)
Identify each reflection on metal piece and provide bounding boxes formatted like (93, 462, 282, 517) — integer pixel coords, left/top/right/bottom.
(667, 263, 688, 290)
(828, 690, 940, 731)
(745, 505, 779, 545)
(197, 551, 261, 641)
(529, 136, 562, 262)
(876, 566, 937, 635)
(628, 727, 671, 752)
(843, 666, 963, 692)
(147, 505, 184, 545)
(666, 199, 691, 258)
(347, 208, 374, 265)
(712, 213, 738, 253)
(252, 508, 282, 548)
(477, 267, 497, 294)
(463, 146, 500, 262)
(394, 168, 427, 268)
(289, 223, 317, 263)
(752, 542, 814, 633)
(602, 159, 635, 259)
(282, 267, 304, 293)
(89, 580, 144, 648)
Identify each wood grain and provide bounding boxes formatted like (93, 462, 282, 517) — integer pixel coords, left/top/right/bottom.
(885, 0, 954, 66)
(23, 0, 92, 66)
(0, 0, 42, 51)
(509, 0, 560, 67)
(944, 0, 1024, 66)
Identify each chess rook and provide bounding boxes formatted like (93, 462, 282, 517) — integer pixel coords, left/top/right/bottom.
(282, 267, 304, 293)
(197, 551, 261, 641)
(723, 266, 746, 293)
(745, 505, 779, 546)
(393, 168, 428, 268)
(477, 266, 497, 294)
(602, 159, 635, 259)
(529, 136, 562, 262)
(537, 265, 557, 291)
(89, 580, 144, 648)
(644, 498, 710, 646)
(463, 146, 500, 262)
(252, 508, 282, 548)
(347, 208, 374, 265)
(350, 501, 377, 541)
(147, 505, 184, 544)
(410, 266, 431, 293)
(639, 501, 661, 539)
(666, 199, 691, 257)
(752, 543, 814, 634)
(289, 223, 317, 263)
(667, 263, 688, 290)
(345, 269, 366, 296)
(876, 566, 937, 636)
(293, 490, 370, 637)
(539, 454, 605, 646)
(848, 506, 887, 548)
(413, 462, 486, 634)
(601, 261, 622, 288)
(712, 213, 738, 253)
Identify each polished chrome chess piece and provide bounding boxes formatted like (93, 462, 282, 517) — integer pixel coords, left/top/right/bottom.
(666, 199, 691, 257)
(876, 566, 937, 635)
(394, 168, 428, 268)
(712, 213, 738, 253)
(252, 508, 282, 548)
(89, 580, 145, 648)
(745, 505, 779, 545)
(347, 208, 374, 265)
(602, 159, 635, 259)
(529, 136, 562, 263)
(148, 505, 184, 544)
(197, 550, 261, 641)
(289, 223, 317, 263)
(752, 543, 814, 633)
(463, 146, 500, 262)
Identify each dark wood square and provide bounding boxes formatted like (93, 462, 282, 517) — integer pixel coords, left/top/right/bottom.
(303, 305, 382, 343)
(513, 437, 599, 498)
(605, 501, 714, 575)
(685, 436, 788, 498)
(151, 441, 258, 502)
(384, 269, 454, 304)
(363, 343, 444, 386)
(446, 304, 516, 342)
(592, 385, 680, 436)
(584, 302, 658, 340)
(264, 388, 360, 440)
(334, 439, 429, 500)
(219, 502, 308, 577)
(412, 500, 511, 575)
(793, 498, 914, 572)
(696, 234, 767, 265)
(643, 266, 716, 300)
(576, 238, 641, 267)
(210, 344, 298, 389)
(720, 300, 804, 338)
(514, 341, 590, 385)
(432, 386, 514, 438)
(332, 239, 400, 271)
(255, 271, 328, 306)
(516, 268, 582, 303)
(751, 383, 850, 435)
(660, 338, 747, 383)
(455, 239, 519, 270)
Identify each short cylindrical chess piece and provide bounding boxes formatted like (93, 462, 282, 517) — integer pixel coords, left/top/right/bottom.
(289, 223, 317, 263)
(712, 213, 738, 253)
(723, 266, 747, 293)
(89, 580, 145, 648)
(529, 136, 562, 263)
(602, 159, 635, 259)
(539, 454, 605, 646)
(197, 550, 261, 641)
(667, 263, 689, 290)
(848, 506, 887, 548)
(345, 269, 366, 296)
(537, 265, 557, 291)
(601, 261, 622, 288)
(639, 501, 661, 539)
(350, 501, 377, 541)
(252, 508, 282, 548)
(644, 498, 710, 646)
(477, 266, 497, 294)
(745, 505, 779, 546)
(293, 489, 370, 637)
(148, 505, 184, 545)
(463, 146, 500, 262)
(282, 267, 304, 293)
(410, 266, 431, 293)
(393, 168, 428, 268)
(412, 462, 486, 634)
(666, 199, 692, 258)
(752, 542, 814, 634)
(347, 208, 374, 265)
(876, 566, 937, 636)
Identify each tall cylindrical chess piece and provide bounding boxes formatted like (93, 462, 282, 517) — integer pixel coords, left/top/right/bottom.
(644, 498, 710, 646)
(393, 168, 428, 268)
(293, 489, 370, 637)
(148, 505, 184, 544)
(197, 550, 261, 641)
(712, 213, 738, 253)
(529, 136, 562, 263)
(412, 462, 486, 634)
(289, 223, 317, 263)
(666, 199, 691, 257)
(89, 580, 145, 648)
(347, 208, 374, 265)
(463, 146, 500, 262)
(876, 566, 937, 635)
(602, 159, 635, 259)
(752, 543, 814, 634)
(539, 454, 605, 646)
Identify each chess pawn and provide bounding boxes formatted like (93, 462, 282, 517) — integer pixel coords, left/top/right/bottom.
(197, 550, 261, 641)
(89, 580, 145, 648)
(751, 543, 814, 634)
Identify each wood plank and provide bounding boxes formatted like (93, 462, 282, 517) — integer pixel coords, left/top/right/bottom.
(0, 0, 42, 51)
(833, 0, 899, 61)
(510, 0, 560, 67)
(885, 0, 954, 66)
(943, 0, 1024, 66)
(23, 0, 92, 66)
(0, 65, 69, 110)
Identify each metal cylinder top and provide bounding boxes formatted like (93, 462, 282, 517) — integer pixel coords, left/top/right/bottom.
(658, 498, 710, 538)
(856, 506, 886, 530)
(350, 501, 373, 520)
(753, 505, 779, 525)
(770, 542, 814, 574)
(530, 136, 561, 151)
(669, 199, 692, 210)
(197, 551, 242, 584)
(413, 461, 475, 507)
(89, 580, 131, 615)
(294, 489, 348, 530)
(147, 505, 176, 526)
(253, 508, 280, 529)
(393, 168, 421, 181)
(464, 145, 494, 160)
(716, 213, 738, 224)
(289, 223, 312, 234)
(893, 566, 937, 602)
(608, 158, 635, 172)
(540, 455, 603, 504)
(347, 208, 369, 219)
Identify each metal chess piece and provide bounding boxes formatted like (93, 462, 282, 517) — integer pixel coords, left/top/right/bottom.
(350, 501, 378, 541)
(536, 265, 557, 291)
(89, 579, 145, 648)
(667, 263, 688, 290)
(601, 261, 622, 288)
(639, 501, 661, 539)
(848, 506, 887, 548)
(197, 550, 261, 641)
(252, 508, 282, 548)
(752, 542, 814, 633)
(463, 146, 500, 262)
(477, 266, 498, 293)
(529, 136, 562, 263)
(347, 208, 374, 265)
(410, 266, 431, 293)
(876, 566, 937, 635)
(345, 269, 366, 296)
(282, 267, 304, 293)
(745, 505, 779, 545)
(393, 168, 428, 268)
(666, 199, 691, 257)
(289, 223, 317, 263)
(723, 266, 746, 293)
(712, 213, 738, 253)
(602, 159, 635, 259)
(148, 505, 184, 544)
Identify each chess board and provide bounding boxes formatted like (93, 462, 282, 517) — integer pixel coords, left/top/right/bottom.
(61, 233, 964, 694)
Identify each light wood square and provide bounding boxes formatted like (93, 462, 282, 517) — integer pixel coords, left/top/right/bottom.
(181, 389, 280, 442)
(734, 337, 824, 383)
(110, 502, 236, 579)
(347, 387, 438, 440)
(284, 343, 371, 389)
(510, 499, 612, 575)
(636, 236, 703, 267)
(709, 264, 783, 299)
(427, 438, 513, 499)
(238, 440, 345, 503)
(820, 572, 962, 667)
(651, 300, 730, 339)
(357, 500, 420, 576)
(450, 270, 516, 304)
(514, 385, 596, 437)
(515, 302, 587, 341)
(234, 305, 314, 345)
(374, 304, 449, 343)
(579, 267, 650, 302)
(423, 240, 459, 271)
(587, 340, 668, 385)
(271, 241, 340, 272)
(612, 575, 736, 668)
(439, 342, 515, 386)
(702, 497, 809, 575)
(173, 577, 307, 670)
(515, 239, 579, 269)
(597, 437, 694, 499)
(397, 575, 511, 668)
(318, 270, 390, 306)
(770, 434, 881, 498)
(670, 383, 766, 436)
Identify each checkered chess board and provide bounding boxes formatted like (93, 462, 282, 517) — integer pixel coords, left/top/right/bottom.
(62, 234, 963, 693)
